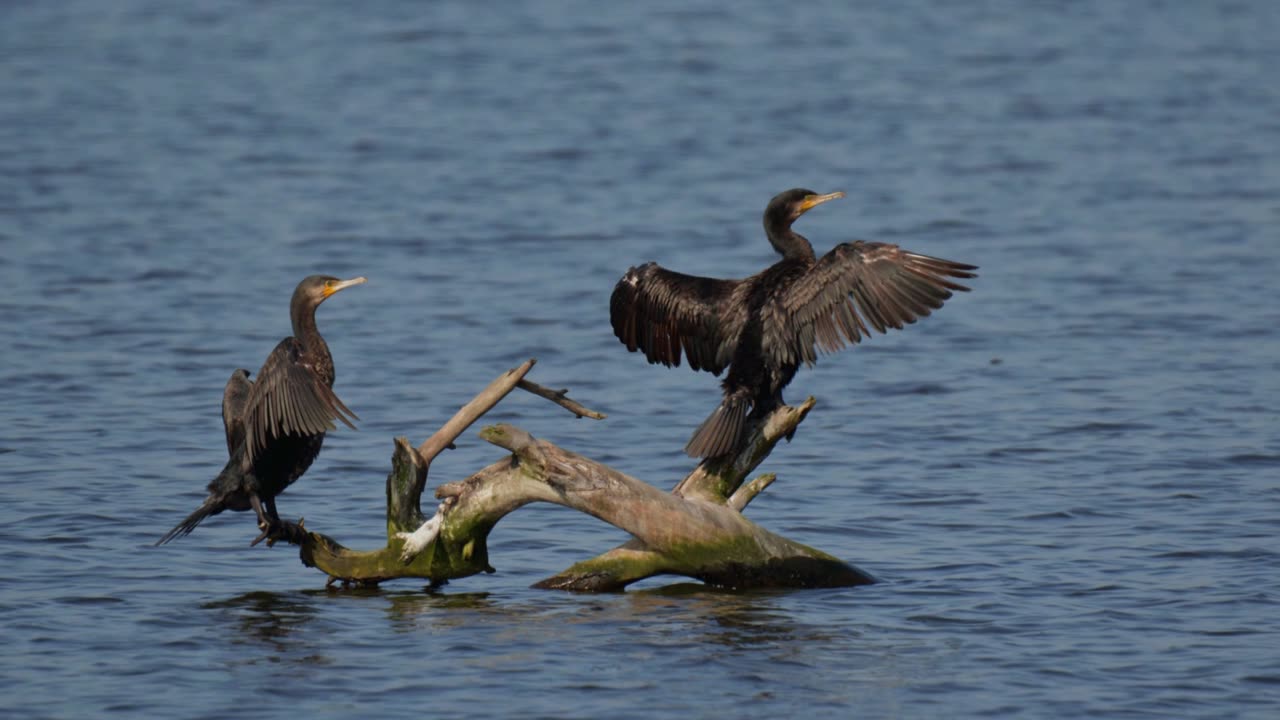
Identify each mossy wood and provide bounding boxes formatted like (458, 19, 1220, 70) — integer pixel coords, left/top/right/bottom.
(282, 359, 875, 591)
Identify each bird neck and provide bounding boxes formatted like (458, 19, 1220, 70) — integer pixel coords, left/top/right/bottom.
(291, 305, 327, 354)
(767, 228, 816, 262)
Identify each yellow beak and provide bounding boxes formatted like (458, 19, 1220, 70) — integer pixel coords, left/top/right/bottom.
(798, 191, 846, 214)
(324, 276, 368, 297)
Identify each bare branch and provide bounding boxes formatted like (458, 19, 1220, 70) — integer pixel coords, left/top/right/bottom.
(415, 358, 537, 466)
(480, 424, 547, 477)
(728, 473, 776, 511)
(517, 379, 606, 419)
(480, 423, 538, 454)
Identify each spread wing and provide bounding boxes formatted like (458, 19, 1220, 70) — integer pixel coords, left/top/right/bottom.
(221, 368, 252, 456)
(768, 241, 977, 367)
(610, 262, 744, 375)
(239, 337, 359, 467)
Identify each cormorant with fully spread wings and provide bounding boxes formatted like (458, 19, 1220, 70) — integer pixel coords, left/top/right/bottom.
(610, 189, 976, 458)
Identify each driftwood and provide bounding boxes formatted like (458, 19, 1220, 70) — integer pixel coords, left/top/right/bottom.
(281, 358, 875, 592)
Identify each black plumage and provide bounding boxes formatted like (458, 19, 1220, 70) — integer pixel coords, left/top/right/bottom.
(157, 275, 365, 545)
(610, 188, 977, 459)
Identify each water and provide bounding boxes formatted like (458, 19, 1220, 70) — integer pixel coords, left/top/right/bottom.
(3, 1, 1279, 717)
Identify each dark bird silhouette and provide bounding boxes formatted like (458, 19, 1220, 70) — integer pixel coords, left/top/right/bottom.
(610, 188, 977, 459)
(157, 275, 365, 546)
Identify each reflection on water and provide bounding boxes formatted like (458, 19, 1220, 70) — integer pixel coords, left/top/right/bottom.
(203, 591, 323, 659)
(629, 584, 823, 648)
(382, 590, 498, 630)
(207, 583, 820, 656)
(393, 582, 813, 650)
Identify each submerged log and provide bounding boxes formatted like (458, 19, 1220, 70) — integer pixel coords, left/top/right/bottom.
(283, 359, 875, 591)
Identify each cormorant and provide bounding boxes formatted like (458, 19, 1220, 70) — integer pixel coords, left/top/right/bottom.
(610, 188, 976, 459)
(157, 275, 366, 545)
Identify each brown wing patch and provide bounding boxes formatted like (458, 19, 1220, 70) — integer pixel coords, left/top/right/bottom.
(222, 368, 252, 456)
(240, 338, 359, 467)
(609, 263, 743, 375)
(770, 241, 976, 367)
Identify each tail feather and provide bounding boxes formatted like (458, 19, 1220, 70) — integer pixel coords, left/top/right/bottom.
(155, 496, 223, 546)
(685, 395, 749, 459)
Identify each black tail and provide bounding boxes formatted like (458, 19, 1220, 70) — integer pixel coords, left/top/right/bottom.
(155, 496, 223, 546)
(685, 393, 750, 459)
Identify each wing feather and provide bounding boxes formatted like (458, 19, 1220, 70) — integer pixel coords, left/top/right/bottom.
(769, 241, 977, 367)
(221, 369, 252, 456)
(239, 338, 359, 467)
(609, 262, 743, 375)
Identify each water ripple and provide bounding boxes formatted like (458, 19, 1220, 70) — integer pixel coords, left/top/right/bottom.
(3, 1, 1279, 718)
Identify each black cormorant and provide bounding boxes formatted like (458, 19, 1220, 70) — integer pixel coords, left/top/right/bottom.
(157, 275, 365, 545)
(610, 189, 976, 458)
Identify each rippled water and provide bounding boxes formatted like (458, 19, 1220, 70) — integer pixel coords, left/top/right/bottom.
(3, 1, 1279, 717)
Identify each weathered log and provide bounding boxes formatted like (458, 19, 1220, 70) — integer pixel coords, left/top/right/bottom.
(532, 397, 875, 591)
(282, 359, 875, 591)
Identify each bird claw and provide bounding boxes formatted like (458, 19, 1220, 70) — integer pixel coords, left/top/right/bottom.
(250, 517, 307, 547)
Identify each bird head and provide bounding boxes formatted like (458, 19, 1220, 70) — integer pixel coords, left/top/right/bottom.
(765, 188, 846, 228)
(294, 275, 368, 308)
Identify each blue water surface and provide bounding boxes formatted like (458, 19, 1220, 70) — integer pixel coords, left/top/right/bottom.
(2, 1, 1279, 718)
